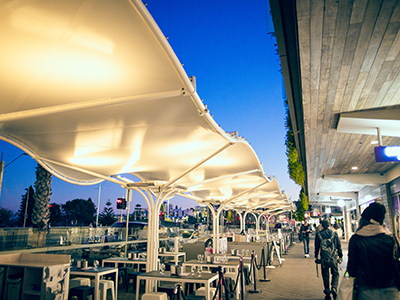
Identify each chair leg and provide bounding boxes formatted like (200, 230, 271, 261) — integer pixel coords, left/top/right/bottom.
(110, 283, 115, 300)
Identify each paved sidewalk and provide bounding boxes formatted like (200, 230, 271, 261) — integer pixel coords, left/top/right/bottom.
(246, 236, 348, 300)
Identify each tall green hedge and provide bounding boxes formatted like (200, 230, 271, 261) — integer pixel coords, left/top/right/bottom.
(284, 100, 308, 221)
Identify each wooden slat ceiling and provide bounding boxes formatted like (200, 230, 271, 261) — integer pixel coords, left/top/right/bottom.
(274, 0, 400, 204)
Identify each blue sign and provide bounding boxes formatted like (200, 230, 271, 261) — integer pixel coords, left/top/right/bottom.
(375, 146, 400, 163)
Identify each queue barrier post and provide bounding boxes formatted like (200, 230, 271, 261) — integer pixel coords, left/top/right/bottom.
(248, 251, 261, 293)
(259, 247, 271, 282)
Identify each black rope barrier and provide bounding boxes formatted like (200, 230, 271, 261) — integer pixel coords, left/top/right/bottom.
(257, 247, 271, 282)
(204, 258, 246, 300)
(248, 251, 261, 293)
(226, 263, 241, 297)
(171, 262, 246, 300)
(219, 267, 226, 300)
(239, 256, 245, 300)
(171, 284, 186, 300)
(210, 267, 229, 300)
(243, 257, 251, 286)
(214, 261, 243, 300)
(254, 249, 263, 270)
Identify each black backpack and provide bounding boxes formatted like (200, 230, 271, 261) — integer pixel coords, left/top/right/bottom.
(318, 231, 337, 268)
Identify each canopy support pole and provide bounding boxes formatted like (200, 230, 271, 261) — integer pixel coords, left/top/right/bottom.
(243, 211, 249, 235)
(124, 188, 132, 256)
(240, 211, 244, 233)
(148, 190, 177, 276)
(126, 188, 153, 273)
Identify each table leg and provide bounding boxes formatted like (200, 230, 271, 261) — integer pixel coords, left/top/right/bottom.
(136, 277, 141, 300)
(94, 277, 100, 300)
(115, 270, 118, 300)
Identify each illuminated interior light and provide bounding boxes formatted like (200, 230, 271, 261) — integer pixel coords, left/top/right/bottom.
(351, 166, 358, 170)
(9, 6, 115, 54)
(370, 140, 378, 145)
(74, 123, 124, 157)
(121, 129, 146, 172)
(70, 155, 123, 167)
(384, 145, 400, 160)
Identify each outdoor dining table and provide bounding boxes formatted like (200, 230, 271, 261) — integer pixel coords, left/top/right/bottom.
(102, 257, 148, 271)
(136, 270, 218, 300)
(182, 259, 242, 299)
(158, 251, 186, 265)
(70, 266, 118, 300)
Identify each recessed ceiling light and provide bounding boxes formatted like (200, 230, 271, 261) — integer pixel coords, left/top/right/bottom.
(352, 166, 358, 170)
(371, 140, 378, 145)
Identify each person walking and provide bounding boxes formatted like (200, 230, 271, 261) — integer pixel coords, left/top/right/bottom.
(315, 219, 343, 300)
(347, 202, 399, 299)
(332, 223, 343, 239)
(316, 214, 331, 233)
(300, 219, 312, 258)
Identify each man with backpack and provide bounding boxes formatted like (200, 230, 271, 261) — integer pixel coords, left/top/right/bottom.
(315, 219, 343, 300)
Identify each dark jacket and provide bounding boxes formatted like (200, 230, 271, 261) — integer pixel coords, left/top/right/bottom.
(314, 227, 343, 259)
(347, 230, 395, 288)
(300, 224, 311, 239)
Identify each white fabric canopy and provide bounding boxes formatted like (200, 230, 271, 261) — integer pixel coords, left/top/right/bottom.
(0, 0, 292, 211)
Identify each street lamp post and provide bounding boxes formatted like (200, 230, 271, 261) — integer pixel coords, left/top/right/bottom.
(0, 152, 28, 197)
(23, 187, 30, 228)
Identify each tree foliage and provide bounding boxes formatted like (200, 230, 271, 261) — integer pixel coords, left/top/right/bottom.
(299, 188, 308, 211)
(62, 198, 96, 226)
(294, 188, 309, 221)
(284, 101, 305, 187)
(49, 203, 64, 226)
(284, 100, 308, 220)
(99, 201, 116, 226)
(16, 186, 35, 227)
(287, 147, 305, 187)
(32, 164, 52, 230)
(0, 208, 15, 227)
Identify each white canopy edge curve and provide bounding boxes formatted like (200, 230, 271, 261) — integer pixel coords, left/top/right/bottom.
(0, 0, 292, 209)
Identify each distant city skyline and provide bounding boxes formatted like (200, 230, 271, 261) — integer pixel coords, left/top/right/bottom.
(0, 1, 301, 214)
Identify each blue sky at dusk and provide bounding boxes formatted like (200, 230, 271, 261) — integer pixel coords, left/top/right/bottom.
(0, 1, 301, 213)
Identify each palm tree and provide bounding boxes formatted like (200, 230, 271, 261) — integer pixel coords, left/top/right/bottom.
(32, 164, 52, 230)
(99, 201, 116, 226)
